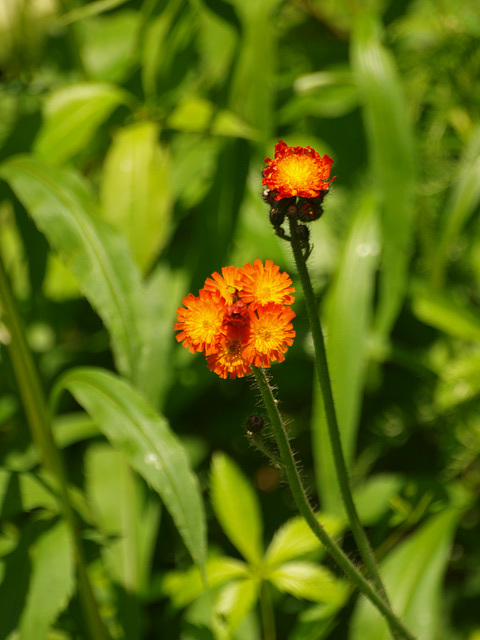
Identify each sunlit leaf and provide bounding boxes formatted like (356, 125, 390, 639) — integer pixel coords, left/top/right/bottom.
(33, 83, 131, 165)
(411, 284, 480, 344)
(167, 97, 257, 139)
(265, 513, 344, 567)
(210, 452, 263, 565)
(353, 474, 405, 526)
(269, 562, 349, 605)
(351, 14, 416, 338)
(163, 557, 248, 607)
(216, 578, 257, 630)
(100, 120, 173, 273)
(52, 367, 206, 567)
(79, 10, 140, 83)
(0, 155, 146, 382)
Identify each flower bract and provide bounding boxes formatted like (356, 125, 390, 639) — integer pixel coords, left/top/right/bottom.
(175, 261, 296, 379)
(262, 140, 335, 200)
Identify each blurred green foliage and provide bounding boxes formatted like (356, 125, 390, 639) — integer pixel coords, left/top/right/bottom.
(1, 0, 480, 638)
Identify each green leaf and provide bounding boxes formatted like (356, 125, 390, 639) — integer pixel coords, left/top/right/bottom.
(33, 83, 131, 165)
(351, 507, 462, 640)
(435, 351, 480, 410)
(411, 284, 480, 343)
(351, 15, 416, 338)
(0, 155, 146, 383)
(313, 193, 380, 514)
(433, 125, 480, 282)
(163, 557, 248, 607)
(0, 518, 51, 639)
(167, 97, 257, 139)
(210, 452, 263, 565)
(78, 10, 141, 83)
(100, 120, 173, 273)
(85, 443, 160, 639)
(52, 367, 206, 567)
(19, 519, 74, 640)
(0, 470, 58, 519)
(57, 0, 130, 26)
(279, 69, 359, 122)
(265, 513, 344, 567)
(136, 264, 187, 407)
(85, 443, 160, 594)
(216, 579, 258, 630)
(227, 4, 277, 137)
(268, 562, 349, 605)
(353, 474, 405, 526)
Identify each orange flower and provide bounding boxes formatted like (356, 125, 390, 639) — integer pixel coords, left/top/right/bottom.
(243, 304, 296, 367)
(174, 290, 226, 355)
(207, 327, 252, 379)
(262, 140, 335, 200)
(175, 261, 296, 378)
(239, 259, 295, 307)
(203, 266, 242, 305)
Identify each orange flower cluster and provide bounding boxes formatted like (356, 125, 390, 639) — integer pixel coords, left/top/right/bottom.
(263, 140, 335, 200)
(175, 260, 296, 379)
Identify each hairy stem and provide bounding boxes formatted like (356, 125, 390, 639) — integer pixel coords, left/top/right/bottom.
(288, 216, 394, 600)
(252, 366, 416, 640)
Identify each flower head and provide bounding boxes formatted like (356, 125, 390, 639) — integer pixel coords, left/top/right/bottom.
(203, 266, 242, 306)
(175, 261, 296, 378)
(262, 140, 335, 200)
(207, 328, 252, 379)
(174, 290, 225, 355)
(243, 304, 296, 367)
(239, 259, 295, 308)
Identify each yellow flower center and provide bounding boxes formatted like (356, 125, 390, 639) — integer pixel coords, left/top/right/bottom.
(277, 156, 313, 189)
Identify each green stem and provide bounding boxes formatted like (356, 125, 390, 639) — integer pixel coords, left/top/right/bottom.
(252, 366, 416, 640)
(0, 254, 110, 640)
(288, 217, 406, 639)
(259, 581, 276, 640)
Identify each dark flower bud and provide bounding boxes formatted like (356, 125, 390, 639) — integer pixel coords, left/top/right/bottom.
(287, 204, 298, 216)
(298, 201, 323, 222)
(270, 208, 285, 227)
(247, 415, 264, 435)
(296, 224, 310, 243)
(262, 188, 278, 205)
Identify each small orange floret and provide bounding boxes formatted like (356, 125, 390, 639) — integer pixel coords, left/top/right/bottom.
(203, 266, 242, 305)
(239, 259, 295, 308)
(243, 304, 296, 367)
(207, 333, 252, 379)
(262, 140, 335, 200)
(174, 290, 226, 355)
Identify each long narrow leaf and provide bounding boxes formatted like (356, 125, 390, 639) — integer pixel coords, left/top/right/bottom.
(0, 156, 146, 383)
(313, 193, 380, 514)
(351, 15, 416, 338)
(52, 367, 206, 567)
(33, 83, 131, 165)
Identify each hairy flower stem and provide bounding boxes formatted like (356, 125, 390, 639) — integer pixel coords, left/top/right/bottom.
(252, 366, 415, 640)
(0, 254, 110, 640)
(288, 216, 405, 639)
